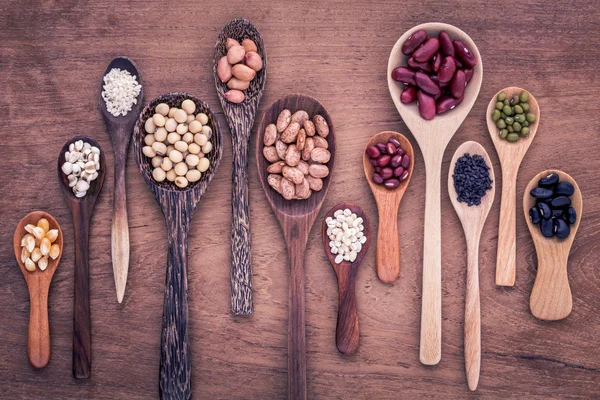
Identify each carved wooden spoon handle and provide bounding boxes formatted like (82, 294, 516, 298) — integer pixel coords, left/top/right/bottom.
(335, 266, 359, 355)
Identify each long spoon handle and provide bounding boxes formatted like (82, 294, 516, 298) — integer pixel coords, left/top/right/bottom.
(530, 247, 572, 320)
(111, 146, 130, 303)
(496, 167, 517, 286)
(465, 235, 481, 391)
(27, 280, 50, 369)
(420, 157, 442, 365)
(335, 266, 359, 355)
(376, 201, 400, 282)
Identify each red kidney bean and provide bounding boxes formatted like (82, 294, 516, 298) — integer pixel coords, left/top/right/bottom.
(399, 170, 410, 182)
(369, 158, 378, 167)
(401, 29, 427, 55)
(450, 69, 466, 98)
(413, 38, 440, 62)
(391, 154, 403, 168)
(391, 67, 416, 85)
(388, 138, 401, 148)
(408, 57, 432, 72)
(401, 154, 410, 169)
(384, 179, 400, 189)
(436, 95, 464, 114)
(432, 52, 442, 73)
(394, 166, 405, 177)
(372, 173, 384, 184)
(415, 71, 440, 96)
(438, 56, 456, 83)
(417, 90, 436, 120)
(438, 31, 455, 57)
(464, 68, 473, 83)
(400, 86, 418, 104)
(377, 155, 391, 167)
(381, 167, 393, 179)
(376, 143, 387, 152)
(455, 58, 463, 68)
(386, 142, 396, 155)
(366, 145, 380, 158)
(452, 40, 477, 68)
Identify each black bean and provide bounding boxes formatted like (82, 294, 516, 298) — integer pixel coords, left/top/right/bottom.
(551, 208, 564, 217)
(540, 218, 554, 237)
(555, 181, 574, 196)
(538, 202, 551, 219)
(551, 196, 571, 208)
(529, 206, 541, 224)
(530, 187, 553, 199)
(538, 173, 559, 187)
(566, 207, 577, 224)
(554, 218, 570, 239)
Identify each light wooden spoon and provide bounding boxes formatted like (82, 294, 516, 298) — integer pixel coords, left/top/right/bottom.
(13, 211, 63, 369)
(488, 87, 540, 286)
(523, 170, 582, 321)
(448, 142, 495, 391)
(388, 22, 483, 365)
(362, 131, 413, 283)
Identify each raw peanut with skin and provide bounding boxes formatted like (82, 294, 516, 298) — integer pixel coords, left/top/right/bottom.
(401, 29, 427, 55)
(296, 128, 306, 151)
(282, 166, 304, 184)
(276, 140, 288, 160)
(224, 90, 245, 103)
(280, 177, 296, 200)
(313, 115, 329, 137)
(285, 144, 301, 167)
(312, 135, 328, 149)
(217, 56, 232, 82)
(268, 174, 283, 194)
(232, 64, 256, 82)
(413, 37, 440, 62)
(267, 161, 286, 174)
(242, 38, 258, 53)
(303, 120, 316, 136)
(263, 146, 280, 162)
(277, 109, 292, 132)
(291, 110, 309, 126)
(295, 178, 311, 199)
(226, 38, 240, 50)
(306, 175, 323, 191)
(263, 123, 277, 146)
(280, 121, 300, 143)
(309, 164, 329, 179)
(245, 52, 263, 72)
(311, 147, 331, 163)
(227, 45, 246, 64)
(227, 77, 250, 90)
(302, 137, 314, 161)
(297, 160, 310, 175)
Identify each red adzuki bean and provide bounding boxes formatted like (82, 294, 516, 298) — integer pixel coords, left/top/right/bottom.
(415, 71, 441, 96)
(450, 69, 466, 98)
(400, 86, 418, 104)
(391, 67, 416, 85)
(436, 95, 464, 114)
(401, 154, 410, 169)
(438, 31, 455, 57)
(381, 167, 393, 179)
(369, 158, 378, 167)
(394, 166, 405, 177)
(372, 173, 384, 184)
(386, 142, 396, 155)
(401, 29, 427, 55)
(376, 143, 387, 152)
(377, 155, 391, 167)
(391, 154, 403, 168)
(452, 40, 477, 68)
(408, 57, 433, 72)
(417, 90, 436, 120)
(384, 179, 400, 189)
(438, 56, 456, 83)
(388, 138, 401, 147)
(413, 38, 440, 62)
(366, 146, 380, 158)
(399, 171, 410, 182)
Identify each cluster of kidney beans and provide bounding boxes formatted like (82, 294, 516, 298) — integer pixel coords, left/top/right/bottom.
(391, 30, 477, 120)
(366, 138, 410, 189)
(529, 173, 577, 239)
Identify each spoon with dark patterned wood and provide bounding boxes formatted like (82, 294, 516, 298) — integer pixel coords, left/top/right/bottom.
(257, 94, 335, 399)
(57, 136, 106, 379)
(99, 56, 144, 303)
(133, 93, 223, 399)
(321, 203, 371, 355)
(214, 18, 266, 316)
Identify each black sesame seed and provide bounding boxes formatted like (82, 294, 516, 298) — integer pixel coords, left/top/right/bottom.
(453, 153, 493, 206)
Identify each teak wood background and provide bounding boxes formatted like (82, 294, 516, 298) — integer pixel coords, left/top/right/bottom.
(1, 1, 599, 398)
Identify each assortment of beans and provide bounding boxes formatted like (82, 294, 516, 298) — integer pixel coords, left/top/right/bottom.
(365, 138, 411, 189)
(325, 208, 367, 264)
(20, 218, 61, 272)
(263, 109, 331, 200)
(217, 38, 263, 103)
(453, 153, 492, 206)
(61, 140, 102, 198)
(392, 30, 477, 120)
(529, 173, 576, 239)
(142, 100, 213, 189)
(101, 68, 142, 117)
(492, 91, 536, 142)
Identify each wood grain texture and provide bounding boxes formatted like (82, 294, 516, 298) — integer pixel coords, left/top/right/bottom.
(214, 18, 267, 316)
(524, 170, 582, 321)
(488, 87, 541, 287)
(1, 1, 600, 398)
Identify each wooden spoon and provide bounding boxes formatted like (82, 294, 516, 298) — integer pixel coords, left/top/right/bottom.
(362, 131, 413, 283)
(321, 203, 371, 355)
(214, 18, 266, 316)
(57, 136, 106, 378)
(256, 94, 335, 399)
(448, 141, 496, 391)
(488, 87, 540, 286)
(99, 56, 144, 304)
(133, 93, 223, 399)
(523, 170, 582, 321)
(388, 22, 483, 365)
(13, 211, 63, 369)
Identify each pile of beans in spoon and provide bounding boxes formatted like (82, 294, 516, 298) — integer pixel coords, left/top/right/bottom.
(391, 30, 477, 120)
(366, 138, 411, 189)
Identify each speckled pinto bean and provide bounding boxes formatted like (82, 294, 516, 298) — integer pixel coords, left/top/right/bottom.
(413, 38, 440, 62)
(401, 29, 427, 55)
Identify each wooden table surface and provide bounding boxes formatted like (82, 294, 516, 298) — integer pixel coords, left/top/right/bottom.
(1, 1, 599, 398)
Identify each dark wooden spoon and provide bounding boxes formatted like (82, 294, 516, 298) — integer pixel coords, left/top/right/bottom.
(256, 94, 335, 399)
(57, 136, 106, 379)
(99, 56, 144, 303)
(214, 18, 266, 316)
(321, 203, 371, 355)
(133, 93, 223, 400)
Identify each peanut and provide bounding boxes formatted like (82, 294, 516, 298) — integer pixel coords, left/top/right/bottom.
(242, 38, 257, 53)
(245, 52, 263, 72)
(226, 38, 240, 50)
(227, 77, 250, 90)
(263, 124, 277, 146)
(224, 90, 245, 103)
(217, 56, 232, 83)
(232, 64, 256, 82)
(277, 109, 291, 132)
(227, 45, 246, 64)
(313, 115, 329, 137)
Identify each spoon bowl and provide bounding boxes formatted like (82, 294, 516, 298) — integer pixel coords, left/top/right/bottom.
(388, 22, 483, 365)
(523, 170, 582, 321)
(13, 211, 63, 369)
(256, 94, 335, 399)
(488, 87, 540, 287)
(322, 203, 371, 355)
(362, 131, 413, 283)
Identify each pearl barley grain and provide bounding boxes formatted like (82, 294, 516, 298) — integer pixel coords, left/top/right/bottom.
(102, 68, 142, 117)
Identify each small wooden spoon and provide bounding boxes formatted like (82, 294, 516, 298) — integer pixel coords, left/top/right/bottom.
(133, 93, 223, 399)
(388, 22, 483, 365)
(57, 136, 106, 379)
(523, 170, 582, 321)
(13, 211, 63, 369)
(214, 18, 267, 316)
(488, 87, 540, 287)
(321, 203, 371, 355)
(448, 142, 496, 391)
(256, 94, 335, 399)
(99, 56, 144, 304)
(362, 131, 413, 283)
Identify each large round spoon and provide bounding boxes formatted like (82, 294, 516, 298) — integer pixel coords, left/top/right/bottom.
(99, 56, 144, 304)
(58, 136, 106, 379)
(321, 203, 371, 355)
(213, 18, 266, 316)
(133, 93, 223, 399)
(523, 170, 582, 321)
(362, 131, 413, 283)
(487, 87, 540, 287)
(448, 142, 496, 391)
(256, 94, 335, 399)
(388, 23, 483, 365)
(13, 211, 63, 369)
